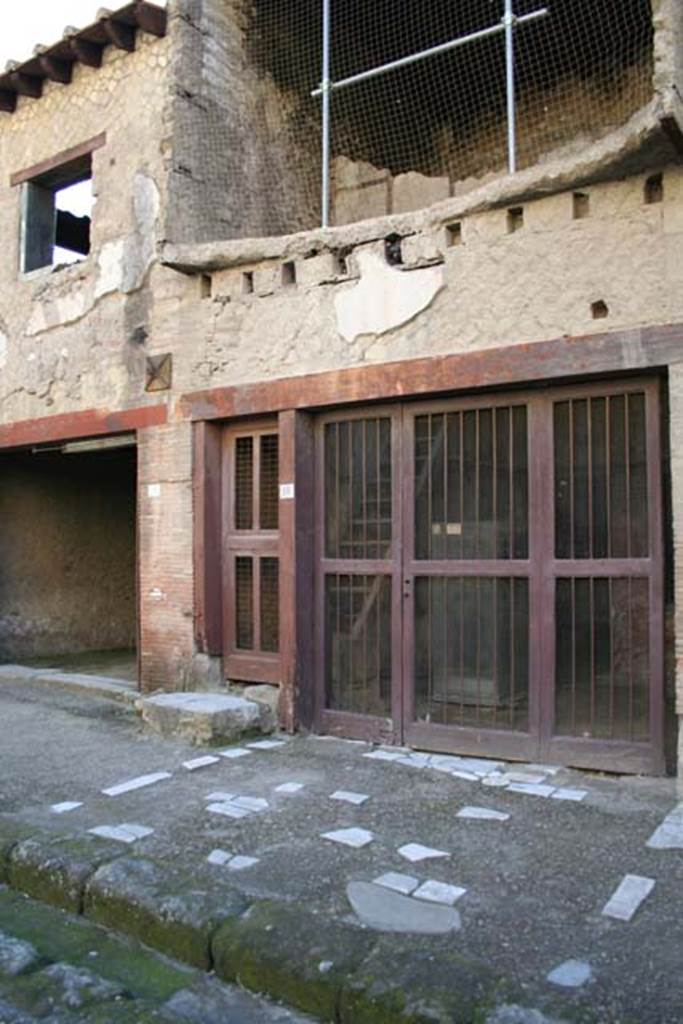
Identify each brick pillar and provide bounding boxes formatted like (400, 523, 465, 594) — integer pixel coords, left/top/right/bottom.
(137, 420, 200, 692)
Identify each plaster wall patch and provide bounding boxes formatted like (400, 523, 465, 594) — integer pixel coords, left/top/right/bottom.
(335, 248, 444, 342)
(0, 330, 7, 369)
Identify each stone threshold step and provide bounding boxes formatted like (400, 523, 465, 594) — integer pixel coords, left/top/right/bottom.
(0, 664, 138, 706)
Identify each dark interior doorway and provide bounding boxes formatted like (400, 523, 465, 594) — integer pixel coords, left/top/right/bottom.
(0, 436, 138, 685)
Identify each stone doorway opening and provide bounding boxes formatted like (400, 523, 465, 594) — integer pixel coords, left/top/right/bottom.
(0, 435, 139, 689)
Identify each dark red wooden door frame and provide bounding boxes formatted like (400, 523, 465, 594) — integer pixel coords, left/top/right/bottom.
(221, 421, 281, 684)
(313, 405, 404, 743)
(312, 378, 664, 774)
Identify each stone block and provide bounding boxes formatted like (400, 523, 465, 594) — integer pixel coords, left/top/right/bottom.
(401, 233, 444, 267)
(333, 155, 389, 190)
(8, 835, 122, 913)
(333, 182, 390, 226)
(139, 692, 262, 745)
(212, 900, 375, 1022)
(242, 684, 279, 732)
(252, 265, 280, 297)
(392, 172, 450, 214)
(84, 856, 246, 971)
(295, 252, 340, 288)
(524, 192, 573, 232)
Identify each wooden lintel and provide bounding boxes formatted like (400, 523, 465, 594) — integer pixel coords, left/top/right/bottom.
(68, 37, 104, 67)
(10, 72, 42, 99)
(39, 56, 73, 84)
(11, 133, 106, 187)
(180, 323, 683, 424)
(0, 89, 17, 112)
(134, 2, 168, 37)
(0, 404, 168, 451)
(103, 19, 136, 51)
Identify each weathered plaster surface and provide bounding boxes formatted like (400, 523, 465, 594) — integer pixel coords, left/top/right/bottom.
(0, 31, 171, 425)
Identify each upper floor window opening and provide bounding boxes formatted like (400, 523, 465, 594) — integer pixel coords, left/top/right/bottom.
(19, 151, 94, 274)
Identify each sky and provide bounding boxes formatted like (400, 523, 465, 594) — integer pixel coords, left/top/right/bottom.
(0, 0, 167, 65)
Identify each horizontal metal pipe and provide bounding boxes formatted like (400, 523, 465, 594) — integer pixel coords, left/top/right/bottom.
(311, 8, 548, 98)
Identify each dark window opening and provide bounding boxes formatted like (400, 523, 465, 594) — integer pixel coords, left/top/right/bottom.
(573, 192, 590, 219)
(644, 173, 663, 205)
(446, 222, 463, 246)
(282, 261, 297, 287)
(385, 234, 404, 265)
(507, 207, 524, 233)
(21, 152, 93, 273)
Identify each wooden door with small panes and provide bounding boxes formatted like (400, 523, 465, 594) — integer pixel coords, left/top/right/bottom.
(223, 423, 280, 683)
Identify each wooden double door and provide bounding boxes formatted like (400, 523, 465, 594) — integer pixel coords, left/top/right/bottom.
(314, 379, 664, 774)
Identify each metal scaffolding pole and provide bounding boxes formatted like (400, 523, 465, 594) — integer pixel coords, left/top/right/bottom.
(504, 0, 517, 174)
(314, 2, 549, 226)
(321, 0, 332, 229)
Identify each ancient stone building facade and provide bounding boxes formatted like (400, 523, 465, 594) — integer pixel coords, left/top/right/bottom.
(1, 0, 683, 778)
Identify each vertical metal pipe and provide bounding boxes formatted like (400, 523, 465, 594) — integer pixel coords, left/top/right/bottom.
(321, 0, 332, 228)
(504, 0, 517, 174)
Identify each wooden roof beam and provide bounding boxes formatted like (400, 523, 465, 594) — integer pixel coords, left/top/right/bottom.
(0, 90, 17, 113)
(66, 36, 104, 68)
(102, 18, 136, 51)
(133, 2, 167, 37)
(38, 56, 73, 84)
(9, 72, 43, 99)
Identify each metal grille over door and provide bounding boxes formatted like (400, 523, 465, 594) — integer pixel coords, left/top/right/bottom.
(317, 413, 400, 741)
(314, 381, 663, 773)
(407, 404, 531, 749)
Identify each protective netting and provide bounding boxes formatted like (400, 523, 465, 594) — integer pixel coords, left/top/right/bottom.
(245, 0, 654, 228)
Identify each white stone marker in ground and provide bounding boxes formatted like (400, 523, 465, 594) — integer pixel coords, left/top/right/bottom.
(275, 782, 305, 793)
(373, 872, 420, 895)
(506, 782, 555, 798)
(232, 796, 269, 812)
(207, 849, 232, 866)
(102, 772, 172, 797)
(321, 828, 374, 849)
(363, 750, 403, 762)
(182, 755, 221, 771)
(330, 790, 369, 805)
(51, 801, 83, 814)
(228, 855, 260, 870)
(551, 788, 587, 802)
(247, 739, 287, 750)
(398, 843, 449, 863)
(546, 960, 593, 988)
(89, 824, 154, 844)
(206, 792, 236, 802)
(218, 747, 252, 759)
(647, 803, 683, 849)
(413, 880, 467, 906)
(602, 874, 655, 921)
(457, 806, 510, 821)
(206, 802, 250, 820)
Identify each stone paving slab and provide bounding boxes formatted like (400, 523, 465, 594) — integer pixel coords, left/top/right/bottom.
(0, 676, 682, 1022)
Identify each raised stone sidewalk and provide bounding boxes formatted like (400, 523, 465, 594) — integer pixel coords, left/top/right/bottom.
(1, 672, 682, 1023)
